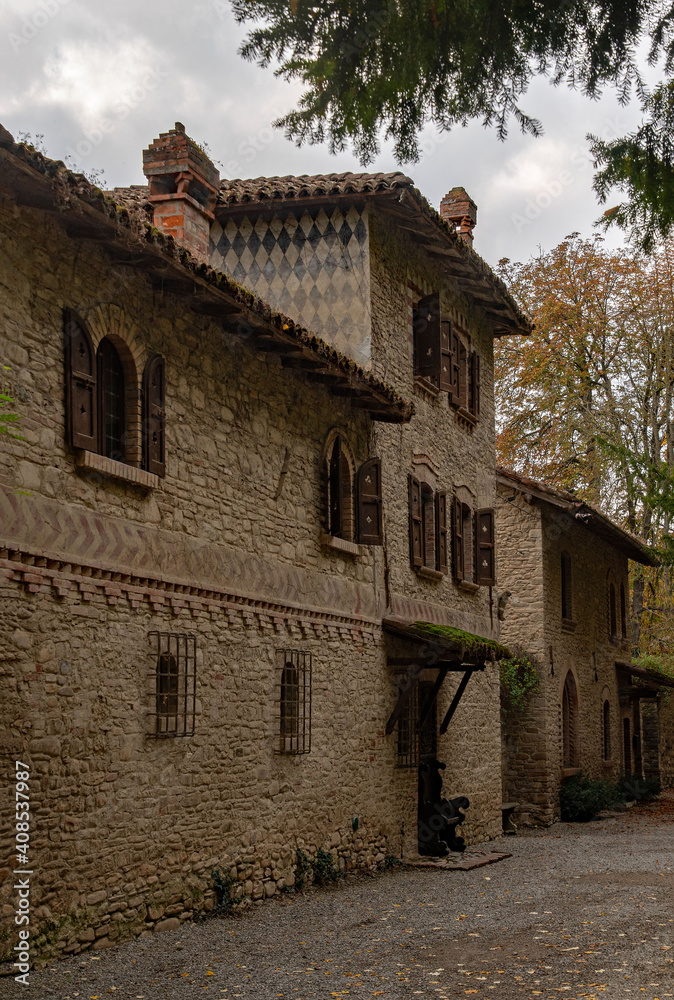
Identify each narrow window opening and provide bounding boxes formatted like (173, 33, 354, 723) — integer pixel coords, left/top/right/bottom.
(609, 581, 618, 638)
(277, 650, 311, 754)
(97, 338, 126, 462)
(561, 551, 572, 620)
(620, 582, 627, 639)
(562, 670, 579, 768)
(149, 632, 196, 737)
(603, 700, 611, 760)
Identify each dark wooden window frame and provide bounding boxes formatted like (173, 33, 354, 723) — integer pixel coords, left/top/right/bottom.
(64, 309, 165, 476)
(409, 475, 448, 575)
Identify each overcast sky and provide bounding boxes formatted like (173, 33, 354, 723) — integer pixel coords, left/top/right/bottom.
(0, 0, 652, 268)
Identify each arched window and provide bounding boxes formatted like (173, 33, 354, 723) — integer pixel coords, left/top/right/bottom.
(562, 670, 579, 768)
(97, 337, 126, 462)
(620, 582, 627, 639)
(156, 651, 179, 735)
(278, 651, 311, 754)
(603, 700, 611, 760)
(561, 551, 572, 621)
(325, 433, 354, 541)
(609, 580, 618, 639)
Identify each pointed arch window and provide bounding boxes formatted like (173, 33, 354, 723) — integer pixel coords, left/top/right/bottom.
(562, 670, 579, 768)
(603, 699, 611, 760)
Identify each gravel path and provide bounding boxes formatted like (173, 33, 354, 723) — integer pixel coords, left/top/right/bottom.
(2, 795, 673, 1000)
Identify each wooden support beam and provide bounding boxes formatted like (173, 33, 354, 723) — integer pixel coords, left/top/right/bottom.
(417, 666, 449, 731)
(439, 670, 473, 735)
(387, 657, 466, 670)
(385, 674, 415, 736)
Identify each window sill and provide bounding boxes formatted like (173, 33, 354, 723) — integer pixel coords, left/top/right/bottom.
(413, 375, 441, 400)
(561, 767, 582, 779)
(454, 405, 478, 431)
(561, 618, 577, 633)
(416, 565, 445, 582)
(458, 580, 480, 594)
(76, 450, 159, 489)
(320, 534, 362, 557)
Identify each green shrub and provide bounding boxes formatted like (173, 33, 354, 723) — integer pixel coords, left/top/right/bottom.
(294, 848, 313, 891)
(210, 868, 236, 913)
(617, 773, 662, 802)
(500, 648, 540, 717)
(311, 848, 339, 885)
(560, 773, 617, 822)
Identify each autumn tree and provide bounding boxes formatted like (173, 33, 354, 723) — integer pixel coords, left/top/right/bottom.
(495, 235, 674, 651)
(233, 0, 674, 246)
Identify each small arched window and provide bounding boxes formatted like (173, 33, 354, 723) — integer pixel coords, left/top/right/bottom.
(603, 700, 611, 760)
(561, 551, 572, 621)
(609, 580, 618, 639)
(326, 434, 354, 541)
(562, 670, 579, 768)
(97, 337, 126, 462)
(620, 582, 627, 639)
(156, 651, 179, 735)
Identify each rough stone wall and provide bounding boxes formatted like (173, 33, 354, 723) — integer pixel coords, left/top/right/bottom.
(497, 486, 636, 825)
(494, 487, 553, 821)
(0, 187, 507, 966)
(209, 207, 372, 367)
(367, 207, 503, 840)
(0, 197, 406, 964)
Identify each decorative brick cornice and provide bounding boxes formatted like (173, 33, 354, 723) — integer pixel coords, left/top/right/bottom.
(0, 553, 381, 640)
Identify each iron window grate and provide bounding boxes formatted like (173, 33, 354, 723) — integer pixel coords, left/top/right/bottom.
(396, 675, 419, 768)
(148, 632, 196, 738)
(276, 649, 311, 754)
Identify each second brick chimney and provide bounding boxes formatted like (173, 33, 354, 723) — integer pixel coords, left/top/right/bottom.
(143, 123, 220, 262)
(439, 187, 477, 247)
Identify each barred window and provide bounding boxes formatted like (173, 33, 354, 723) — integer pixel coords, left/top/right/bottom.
(276, 650, 311, 754)
(149, 632, 196, 737)
(396, 676, 419, 768)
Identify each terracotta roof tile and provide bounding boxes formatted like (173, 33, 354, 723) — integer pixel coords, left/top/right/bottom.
(218, 171, 414, 206)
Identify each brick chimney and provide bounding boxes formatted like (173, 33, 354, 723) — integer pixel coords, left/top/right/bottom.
(439, 186, 477, 247)
(142, 123, 220, 262)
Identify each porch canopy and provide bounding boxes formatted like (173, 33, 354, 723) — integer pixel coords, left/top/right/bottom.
(616, 659, 674, 699)
(383, 618, 509, 737)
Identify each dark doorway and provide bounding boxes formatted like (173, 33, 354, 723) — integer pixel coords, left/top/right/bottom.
(623, 717, 632, 774)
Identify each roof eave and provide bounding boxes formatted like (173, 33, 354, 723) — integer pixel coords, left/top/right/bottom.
(0, 137, 413, 424)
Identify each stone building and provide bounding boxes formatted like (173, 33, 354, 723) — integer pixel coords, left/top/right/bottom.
(495, 468, 661, 826)
(0, 122, 527, 965)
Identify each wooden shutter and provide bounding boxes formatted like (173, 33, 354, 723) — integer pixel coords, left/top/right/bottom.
(64, 309, 97, 451)
(475, 508, 496, 586)
(357, 458, 383, 545)
(439, 319, 452, 392)
(413, 292, 442, 383)
(469, 351, 481, 417)
(450, 331, 461, 405)
(452, 496, 464, 581)
(143, 354, 166, 477)
(458, 342, 468, 409)
(408, 474, 423, 568)
(435, 490, 448, 573)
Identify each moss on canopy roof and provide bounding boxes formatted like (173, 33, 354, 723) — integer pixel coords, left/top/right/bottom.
(412, 621, 510, 661)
